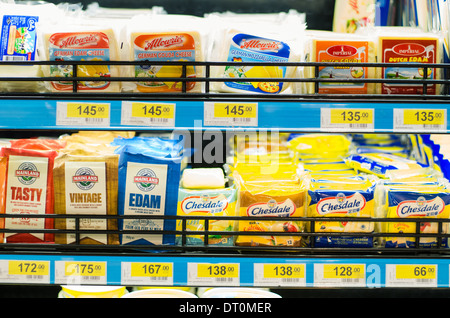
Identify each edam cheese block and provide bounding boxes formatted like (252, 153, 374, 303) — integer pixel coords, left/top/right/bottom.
(39, 22, 120, 92)
(121, 14, 205, 93)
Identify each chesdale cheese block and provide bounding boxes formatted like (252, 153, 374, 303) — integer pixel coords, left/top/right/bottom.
(41, 27, 120, 92)
(305, 30, 376, 94)
(53, 152, 119, 245)
(129, 31, 203, 93)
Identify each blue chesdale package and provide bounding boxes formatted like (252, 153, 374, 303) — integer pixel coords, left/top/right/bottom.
(115, 141, 182, 248)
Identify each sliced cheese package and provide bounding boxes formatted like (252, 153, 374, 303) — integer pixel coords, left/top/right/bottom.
(375, 182, 450, 248)
(288, 134, 351, 161)
(307, 176, 377, 247)
(114, 138, 182, 248)
(304, 30, 376, 94)
(38, 20, 121, 93)
(176, 169, 237, 246)
(121, 14, 206, 93)
(53, 152, 119, 245)
(207, 12, 306, 94)
(0, 2, 63, 92)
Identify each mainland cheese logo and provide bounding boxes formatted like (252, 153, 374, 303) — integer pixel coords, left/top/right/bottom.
(247, 199, 296, 217)
(396, 196, 445, 218)
(72, 167, 98, 190)
(316, 192, 366, 215)
(15, 162, 40, 185)
(181, 194, 229, 214)
(134, 168, 159, 192)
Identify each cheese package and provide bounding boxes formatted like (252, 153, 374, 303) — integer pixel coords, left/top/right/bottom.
(307, 176, 376, 247)
(304, 30, 376, 94)
(176, 177, 238, 246)
(333, 0, 376, 33)
(53, 152, 119, 245)
(0, 156, 7, 243)
(38, 21, 121, 93)
(114, 138, 182, 247)
(288, 134, 351, 160)
(121, 14, 205, 93)
(1, 146, 59, 243)
(0, 2, 62, 92)
(375, 182, 450, 248)
(233, 170, 308, 247)
(181, 168, 225, 189)
(207, 13, 306, 94)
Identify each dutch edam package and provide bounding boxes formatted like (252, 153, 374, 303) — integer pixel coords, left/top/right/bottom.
(53, 152, 119, 245)
(120, 14, 206, 93)
(113, 137, 182, 247)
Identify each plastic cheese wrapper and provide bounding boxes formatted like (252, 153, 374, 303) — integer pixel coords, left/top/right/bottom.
(304, 30, 376, 94)
(53, 152, 119, 245)
(207, 12, 306, 95)
(233, 170, 308, 247)
(357, 26, 444, 95)
(346, 152, 427, 178)
(374, 181, 450, 248)
(120, 14, 206, 93)
(332, 0, 376, 33)
(176, 171, 237, 246)
(1, 146, 59, 243)
(38, 19, 121, 93)
(307, 176, 377, 247)
(113, 137, 182, 247)
(0, 2, 63, 92)
(288, 134, 351, 160)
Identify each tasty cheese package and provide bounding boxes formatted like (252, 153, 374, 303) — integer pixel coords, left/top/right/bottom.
(38, 20, 121, 93)
(176, 168, 238, 246)
(121, 14, 205, 93)
(53, 151, 119, 245)
(304, 30, 376, 94)
(307, 176, 377, 247)
(375, 182, 450, 248)
(207, 13, 306, 94)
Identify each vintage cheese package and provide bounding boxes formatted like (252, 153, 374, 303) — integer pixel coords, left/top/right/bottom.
(207, 12, 306, 94)
(304, 30, 376, 94)
(375, 182, 450, 248)
(121, 14, 205, 93)
(38, 21, 121, 93)
(114, 137, 182, 247)
(53, 152, 119, 245)
(176, 168, 237, 246)
(233, 169, 308, 247)
(307, 176, 377, 247)
(1, 146, 59, 243)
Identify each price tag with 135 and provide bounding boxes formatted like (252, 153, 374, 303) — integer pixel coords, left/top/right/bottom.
(394, 108, 447, 131)
(321, 108, 374, 131)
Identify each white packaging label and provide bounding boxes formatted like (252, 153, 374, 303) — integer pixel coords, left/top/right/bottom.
(122, 162, 168, 244)
(5, 155, 49, 241)
(64, 161, 108, 244)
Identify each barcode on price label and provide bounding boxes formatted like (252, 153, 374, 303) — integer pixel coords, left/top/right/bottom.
(254, 263, 306, 287)
(54, 261, 107, 285)
(204, 102, 258, 127)
(321, 108, 374, 132)
(121, 101, 175, 127)
(56, 102, 110, 127)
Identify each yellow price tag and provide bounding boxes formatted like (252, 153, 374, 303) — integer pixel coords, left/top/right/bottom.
(323, 264, 365, 279)
(214, 103, 257, 118)
(64, 262, 106, 277)
(131, 103, 175, 119)
(197, 263, 239, 278)
(9, 261, 49, 276)
(395, 265, 436, 280)
(131, 263, 173, 278)
(330, 109, 373, 124)
(66, 103, 109, 119)
(403, 109, 445, 125)
(263, 264, 304, 279)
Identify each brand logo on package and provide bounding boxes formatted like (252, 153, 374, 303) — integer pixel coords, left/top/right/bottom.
(49, 32, 108, 49)
(392, 43, 426, 56)
(316, 192, 366, 215)
(15, 162, 40, 185)
(247, 199, 296, 217)
(181, 194, 229, 214)
(134, 168, 159, 192)
(326, 45, 358, 57)
(72, 167, 98, 190)
(144, 35, 184, 50)
(239, 38, 281, 53)
(397, 196, 445, 217)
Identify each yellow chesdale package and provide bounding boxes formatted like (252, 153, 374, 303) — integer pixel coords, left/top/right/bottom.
(307, 176, 376, 247)
(233, 170, 308, 247)
(288, 134, 351, 160)
(375, 182, 450, 248)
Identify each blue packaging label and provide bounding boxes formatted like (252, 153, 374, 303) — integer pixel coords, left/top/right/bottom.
(0, 15, 38, 61)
